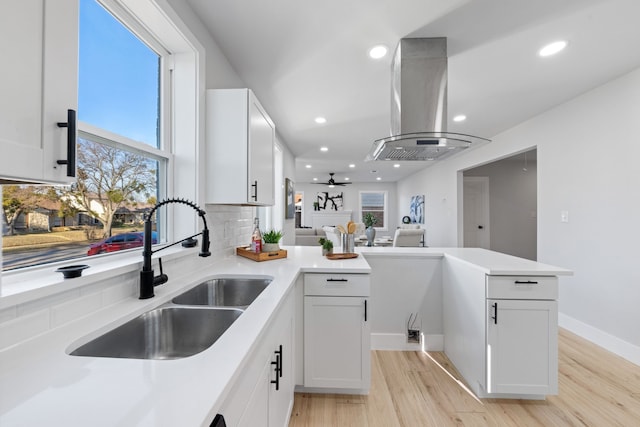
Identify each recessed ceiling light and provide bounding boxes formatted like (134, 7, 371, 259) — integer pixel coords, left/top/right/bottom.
(313, 177, 318, 181)
(539, 40, 567, 57)
(314, 117, 327, 124)
(393, 164, 400, 168)
(305, 164, 312, 168)
(349, 164, 355, 168)
(320, 146, 328, 152)
(344, 177, 350, 181)
(453, 114, 467, 122)
(368, 45, 388, 59)
(376, 177, 382, 181)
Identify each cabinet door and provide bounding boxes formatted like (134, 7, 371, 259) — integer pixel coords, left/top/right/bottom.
(304, 296, 370, 390)
(247, 91, 274, 205)
(268, 317, 293, 427)
(237, 355, 270, 427)
(486, 299, 558, 395)
(0, 0, 78, 184)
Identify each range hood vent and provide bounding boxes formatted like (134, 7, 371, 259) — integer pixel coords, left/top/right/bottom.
(366, 37, 489, 162)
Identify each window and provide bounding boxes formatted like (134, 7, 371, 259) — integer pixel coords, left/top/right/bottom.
(360, 191, 388, 230)
(1, 0, 169, 271)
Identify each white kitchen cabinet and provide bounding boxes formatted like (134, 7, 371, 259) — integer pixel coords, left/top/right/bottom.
(486, 299, 558, 395)
(303, 273, 371, 392)
(0, 0, 78, 184)
(219, 288, 294, 426)
(206, 88, 275, 205)
(443, 256, 560, 399)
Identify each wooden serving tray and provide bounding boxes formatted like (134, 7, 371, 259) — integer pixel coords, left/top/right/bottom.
(326, 253, 359, 260)
(236, 246, 287, 262)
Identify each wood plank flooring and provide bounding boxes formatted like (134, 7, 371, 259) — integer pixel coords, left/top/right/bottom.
(289, 329, 640, 426)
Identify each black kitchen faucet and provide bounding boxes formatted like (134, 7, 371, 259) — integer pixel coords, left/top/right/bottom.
(139, 198, 211, 299)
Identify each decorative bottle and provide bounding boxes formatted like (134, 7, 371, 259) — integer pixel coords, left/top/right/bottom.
(251, 218, 262, 253)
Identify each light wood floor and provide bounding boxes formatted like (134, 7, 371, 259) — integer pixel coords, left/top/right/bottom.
(289, 329, 640, 426)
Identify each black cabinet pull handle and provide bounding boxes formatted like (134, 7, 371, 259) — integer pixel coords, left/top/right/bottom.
(56, 109, 76, 177)
(275, 345, 283, 378)
(364, 299, 368, 322)
(271, 356, 280, 390)
(251, 180, 258, 201)
(514, 280, 538, 284)
(326, 278, 348, 282)
(491, 302, 498, 324)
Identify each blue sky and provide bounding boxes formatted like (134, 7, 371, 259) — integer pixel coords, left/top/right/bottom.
(78, 0, 159, 147)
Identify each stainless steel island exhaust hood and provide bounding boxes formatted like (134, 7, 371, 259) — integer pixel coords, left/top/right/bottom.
(366, 37, 490, 162)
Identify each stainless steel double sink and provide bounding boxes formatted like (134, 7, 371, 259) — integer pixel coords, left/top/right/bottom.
(69, 276, 272, 360)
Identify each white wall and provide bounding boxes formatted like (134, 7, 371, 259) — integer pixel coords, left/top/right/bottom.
(398, 67, 640, 363)
(295, 182, 398, 233)
(465, 156, 537, 260)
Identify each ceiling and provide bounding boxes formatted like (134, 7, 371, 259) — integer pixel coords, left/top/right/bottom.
(186, 0, 640, 183)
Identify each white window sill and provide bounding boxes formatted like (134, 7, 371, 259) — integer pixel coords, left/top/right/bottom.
(0, 246, 192, 309)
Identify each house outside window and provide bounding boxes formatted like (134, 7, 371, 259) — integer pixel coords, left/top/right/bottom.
(359, 191, 388, 231)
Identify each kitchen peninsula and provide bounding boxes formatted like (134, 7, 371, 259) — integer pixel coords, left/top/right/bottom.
(0, 246, 570, 426)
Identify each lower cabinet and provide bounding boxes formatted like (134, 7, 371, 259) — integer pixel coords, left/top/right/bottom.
(486, 298, 558, 395)
(303, 273, 371, 392)
(219, 290, 294, 427)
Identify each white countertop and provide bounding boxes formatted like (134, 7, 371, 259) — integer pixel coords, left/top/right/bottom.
(0, 246, 569, 426)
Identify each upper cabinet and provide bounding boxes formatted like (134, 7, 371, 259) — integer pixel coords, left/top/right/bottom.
(206, 89, 275, 206)
(0, 0, 79, 184)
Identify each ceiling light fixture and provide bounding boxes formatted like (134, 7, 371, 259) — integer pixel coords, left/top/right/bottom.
(453, 114, 466, 122)
(320, 146, 328, 152)
(314, 117, 327, 124)
(305, 164, 312, 168)
(393, 164, 400, 168)
(313, 177, 318, 181)
(349, 164, 355, 168)
(368, 45, 388, 59)
(376, 177, 382, 181)
(344, 177, 350, 181)
(539, 40, 567, 57)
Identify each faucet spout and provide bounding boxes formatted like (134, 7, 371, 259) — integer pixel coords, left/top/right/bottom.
(139, 198, 211, 299)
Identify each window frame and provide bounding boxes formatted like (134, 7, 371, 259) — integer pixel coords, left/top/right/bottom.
(359, 190, 388, 232)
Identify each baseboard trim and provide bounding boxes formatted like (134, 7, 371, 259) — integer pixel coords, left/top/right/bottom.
(371, 333, 444, 351)
(559, 312, 640, 367)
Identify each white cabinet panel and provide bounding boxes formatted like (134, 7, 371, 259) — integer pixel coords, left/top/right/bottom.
(0, 0, 78, 184)
(206, 89, 274, 205)
(304, 295, 370, 390)
(219, 288, 295, 426)
(486, 299, 558, 395)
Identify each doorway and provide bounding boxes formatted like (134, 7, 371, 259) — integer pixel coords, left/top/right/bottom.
(463, 177, 490, 249)
(462, 149, 537, 260)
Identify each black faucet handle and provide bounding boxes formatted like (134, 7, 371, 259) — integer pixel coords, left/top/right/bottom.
(200, 229, 211, 257)
(153, 258, 169, 286)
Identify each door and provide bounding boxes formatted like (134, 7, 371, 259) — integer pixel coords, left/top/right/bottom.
(304, 296, 370, 389)
(464, 177, 490, 249)
(486, 299, 558, 395)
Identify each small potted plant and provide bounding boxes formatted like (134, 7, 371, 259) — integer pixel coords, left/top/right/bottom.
(363, 213, 377, 246)
(262, 229, 283, 252)
(318, 237, 333, 256)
